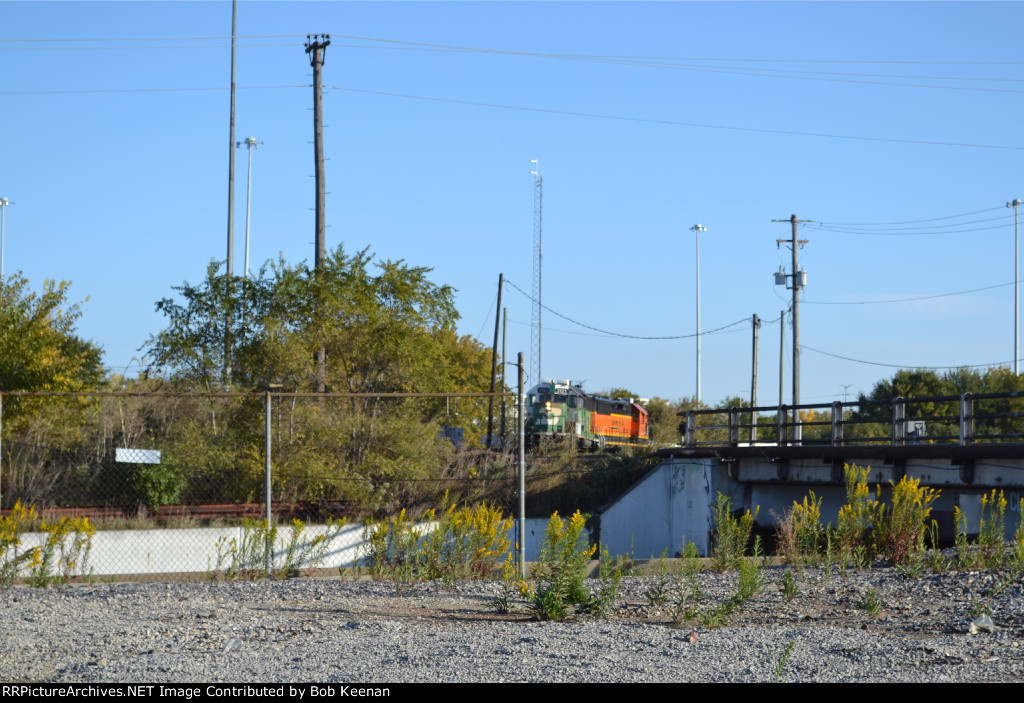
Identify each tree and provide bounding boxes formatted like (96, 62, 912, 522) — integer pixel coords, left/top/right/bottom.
(143, 246, 494, 509)
(0, 274, 103, 507)
(0, 274, 102, 395)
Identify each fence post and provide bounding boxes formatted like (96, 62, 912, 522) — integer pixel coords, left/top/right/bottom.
(728, 408, 739, 446)
(959, 392, 974, 446)
(265, 388, 273, 578)
(892, 397, 905, 447)
(685, 410, 695, 447)
(831, 401, 843, 447)
(777, 405, 787, 446)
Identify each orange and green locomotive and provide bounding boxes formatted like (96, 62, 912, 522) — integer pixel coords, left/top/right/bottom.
(525, 379, 650, 449)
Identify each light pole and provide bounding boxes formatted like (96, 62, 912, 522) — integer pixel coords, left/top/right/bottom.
(690, 224, 707, 404)
(0, 197, 12, 280)
(1009, 198, 1021, 374)
(237, 138, 262, 278)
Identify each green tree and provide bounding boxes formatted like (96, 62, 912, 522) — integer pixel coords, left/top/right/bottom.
(0, 274, 102, 395)
(0, 275, 103, 507)
(144, 246, 493, 509)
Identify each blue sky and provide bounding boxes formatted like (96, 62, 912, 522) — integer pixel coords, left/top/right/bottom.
(3, 1, 1024, 406)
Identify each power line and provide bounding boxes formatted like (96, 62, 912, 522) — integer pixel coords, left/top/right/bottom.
(504, 279, 749, 340)
(0, 84, 307, 96)
(812, 220, 1014, 236)
(801, 343, 1017, 370)
(814, 206, 1005, 226)
(333, 86, 1024, 151)
(804, 280, 1017, 306)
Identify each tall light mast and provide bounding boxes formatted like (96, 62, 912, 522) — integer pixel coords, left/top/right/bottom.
(530, 160, 543, 385)
(237, 137, 262, 278)
(0, 197, 13, 280)
(690, 224, 707, 403)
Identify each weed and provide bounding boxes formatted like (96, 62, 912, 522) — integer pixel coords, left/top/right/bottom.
(525, 510, 596, 620)
(979, 490, 1008, 570)
(668, 541, 704, 627)
(896, 548, 925, 580)
(0, 501, 41, 588)
(711, 492, 759, 572)
(836, 464, 883, 564)
(775, 640, 796, 683)
(696, 537, 766, 629)
(858, 586, 881, 616)
(925, 520, 950, 574)
(781, 568, 798, 601)
(491, 552, 518, 614)
(793, 492, 824, 562)
(645, 549, 671, 605)
(877, 476, 940, 566)
(211, 517, 346, 581)
(953, 506, 977, 570)
(1014, 498, 1024, 571)
(27, 515, 96, 588)
(578, 542, 624, 618)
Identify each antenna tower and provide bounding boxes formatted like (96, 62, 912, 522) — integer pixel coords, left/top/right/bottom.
(530, 160, 543, 385)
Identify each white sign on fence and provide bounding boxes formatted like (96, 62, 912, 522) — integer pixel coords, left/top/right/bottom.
(115, 448, 162, 464)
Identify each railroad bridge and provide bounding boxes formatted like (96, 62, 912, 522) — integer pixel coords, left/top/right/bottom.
(596, 392, 1024, 558)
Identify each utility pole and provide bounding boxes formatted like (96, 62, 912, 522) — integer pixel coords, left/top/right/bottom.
(750, 314, 761, 442)
(306, 34, 330, 392)
(0, 197, 13, 280)
(1009, 198, 1021, 374)
(779, 309, 785, 437)
(224, 0, 237, 385)
(500, 307, 507, 447)
(487, 273, 504, 449)
(773, 215, 811, 442)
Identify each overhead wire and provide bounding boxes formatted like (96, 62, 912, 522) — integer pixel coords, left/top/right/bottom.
(332, 86, 1024, 151)
(814, 206, 1005, 226)
(804, 280, 1018, 305)
(504, 279, 749, 340)
(800, 344, 1018, 370)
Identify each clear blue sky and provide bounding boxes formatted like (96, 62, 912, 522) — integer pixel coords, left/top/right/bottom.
(3, 1, 1024, 406)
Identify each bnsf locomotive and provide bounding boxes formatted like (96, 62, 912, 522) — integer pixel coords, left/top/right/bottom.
(525, 379, 650, 449)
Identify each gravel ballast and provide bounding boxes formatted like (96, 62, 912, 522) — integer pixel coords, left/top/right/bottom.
(2, 565, 1022, 683)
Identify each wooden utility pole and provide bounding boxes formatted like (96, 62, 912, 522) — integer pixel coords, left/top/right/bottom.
(306, 34, 330, 392)
(774, 214, 811, 442)
(486, 274, 503, 449)
(779, 309, 785, 437)
(500, 307, 507, 447)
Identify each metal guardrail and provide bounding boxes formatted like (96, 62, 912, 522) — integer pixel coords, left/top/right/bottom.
(680, 391, 1024, 448)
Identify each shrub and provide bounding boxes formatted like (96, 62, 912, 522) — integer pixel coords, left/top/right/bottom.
(711, 492, 759, 572)
(877, 476, 939, 566)
(836, 463, 883, 563)
(522, 510, 596, 620)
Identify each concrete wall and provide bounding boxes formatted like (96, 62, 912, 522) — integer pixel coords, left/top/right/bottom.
(598, 457, 720, 558)
(16, 518, 555, 577)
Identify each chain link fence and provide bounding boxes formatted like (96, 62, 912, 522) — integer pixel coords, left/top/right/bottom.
(0, 390, 522, 579)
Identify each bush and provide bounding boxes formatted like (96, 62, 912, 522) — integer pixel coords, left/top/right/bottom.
(711, 492, 759, 572)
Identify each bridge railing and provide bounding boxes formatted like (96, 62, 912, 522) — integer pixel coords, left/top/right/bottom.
(679, 391, 1024, 448)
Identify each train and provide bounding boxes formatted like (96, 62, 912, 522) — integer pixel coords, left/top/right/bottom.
(525, 379, 650, 449)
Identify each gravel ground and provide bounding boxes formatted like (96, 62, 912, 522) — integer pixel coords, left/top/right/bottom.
(2, 564, 1022, 683)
